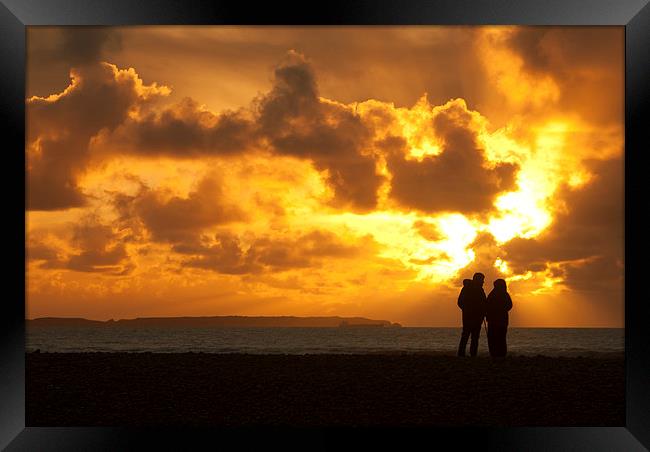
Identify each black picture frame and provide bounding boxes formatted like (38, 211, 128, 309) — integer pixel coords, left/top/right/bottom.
(2, 0, 648, 449)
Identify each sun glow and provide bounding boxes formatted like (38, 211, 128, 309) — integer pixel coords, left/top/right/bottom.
(25, 26, 624, 326)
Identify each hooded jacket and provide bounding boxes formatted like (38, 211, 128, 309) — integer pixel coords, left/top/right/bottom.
(486, 287, 513, 326)
(458, 280, 486, 324)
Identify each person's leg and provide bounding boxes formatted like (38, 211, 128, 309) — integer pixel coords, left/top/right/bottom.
(487, 323, 494, 357)
(495, 326, 506, 357)
(469, 323, 481, 357)
(458, 327, 470, 356)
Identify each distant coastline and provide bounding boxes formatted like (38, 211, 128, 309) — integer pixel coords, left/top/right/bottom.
(27, 316, 403, 328)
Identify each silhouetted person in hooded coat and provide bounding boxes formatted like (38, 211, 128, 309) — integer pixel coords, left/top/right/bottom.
(457, 273, 486, 357)
(486, 278, 513, 357)
(457, 279, 472, 309)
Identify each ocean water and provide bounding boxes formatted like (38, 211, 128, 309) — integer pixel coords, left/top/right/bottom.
(26, 327, 624, 357)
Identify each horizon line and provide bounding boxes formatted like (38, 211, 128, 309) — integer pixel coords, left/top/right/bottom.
(25, 315, 624, 328)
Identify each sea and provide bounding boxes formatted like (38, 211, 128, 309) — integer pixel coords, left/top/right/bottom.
(26, 326, 624, 357)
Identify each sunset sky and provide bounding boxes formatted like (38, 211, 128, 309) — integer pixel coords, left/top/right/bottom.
(25, 26, 624, 326)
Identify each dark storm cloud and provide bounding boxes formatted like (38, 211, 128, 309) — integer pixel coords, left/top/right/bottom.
(113, 27, 487, 111)
(27, 242, 60, 262)
(257, 53, 320, 133)
(255, 52, 384, 212)
(386, 100, 518, 214)
(505, 28, 551, 74)
(27, 138, 89, 210)
(110, 98, 256, 157)
(504, 27, 624, 126)
(105, 52, 385, 212)
(503, 157, 623, 293)
(30, 244, 65, 270)
(180, 230, 368, 274)
(253, 230, 363, 266)
(176, 232, 259, 275)
(108, 169, 373, 275)
(29, 216, 133, 275)
(66, 245, 129, 273)
(26, 62, 169, 211)
(112, 175, 246, 244)
(27, 51, 515, 216)
(506, 27, 621, 78)
(27, 28, 123, 97)
(27, 64, 146, 141)
(60, 27, 123, 66)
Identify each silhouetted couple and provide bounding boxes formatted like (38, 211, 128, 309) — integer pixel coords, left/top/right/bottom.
(457, 272, 513, 358)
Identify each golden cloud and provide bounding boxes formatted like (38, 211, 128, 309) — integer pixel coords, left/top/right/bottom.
(25, 27, 624, 326)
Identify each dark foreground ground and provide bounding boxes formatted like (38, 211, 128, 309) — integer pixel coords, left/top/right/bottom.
(26, 352, 624, 427)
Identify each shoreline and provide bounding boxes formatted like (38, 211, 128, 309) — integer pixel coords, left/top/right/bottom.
(27, 352, 624, 427)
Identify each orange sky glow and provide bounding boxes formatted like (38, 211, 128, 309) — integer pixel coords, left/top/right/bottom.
(26, 26, 624, 326)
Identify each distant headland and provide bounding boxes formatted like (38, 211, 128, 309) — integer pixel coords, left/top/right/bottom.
(27, 316, 402, 328)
